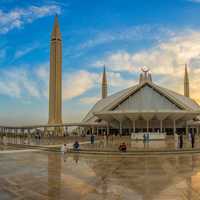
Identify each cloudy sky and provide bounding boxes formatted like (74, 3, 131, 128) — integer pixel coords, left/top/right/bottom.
(1, 0, 200, 125)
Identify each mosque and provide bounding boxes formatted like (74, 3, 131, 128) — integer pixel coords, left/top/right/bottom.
(82, 65, 200, 136)
(47, 15, 200, 137)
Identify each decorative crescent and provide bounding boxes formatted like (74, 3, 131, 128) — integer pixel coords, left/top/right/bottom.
(141, 66, 149, 73)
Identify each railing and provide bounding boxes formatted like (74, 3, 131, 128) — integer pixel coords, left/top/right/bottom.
(131, 132, 166, 140)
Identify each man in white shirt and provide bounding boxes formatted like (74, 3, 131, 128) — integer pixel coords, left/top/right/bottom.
(61, 144, 67, 154)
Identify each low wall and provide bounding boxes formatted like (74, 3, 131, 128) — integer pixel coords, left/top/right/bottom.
(131, 132, 166, 140)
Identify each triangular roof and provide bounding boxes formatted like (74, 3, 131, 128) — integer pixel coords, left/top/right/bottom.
(82, 81, 200, 123)
(112, 84, 183, 111)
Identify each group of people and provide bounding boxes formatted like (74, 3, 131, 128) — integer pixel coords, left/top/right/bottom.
(60, 134, 96, 154)
(60, 141, 80, 153)
(60, 131, 197, 153)
(143, 133, 150, 142)
(176, 133, 184, 148)
(35, 132, 41, 140)
(119, 142, 127, 152)
(176, 132, 196, 149)
(90, 134, 95, 144)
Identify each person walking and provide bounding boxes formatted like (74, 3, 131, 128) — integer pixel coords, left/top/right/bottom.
(188, 132, 192, 143)
(191, 132, 195, 148)
(175, 133, 179, 149)
(90, 134, 95, 144)
(143, 134, 146, 142)
(179, 133, 183, 149)
(61, 144, 67, 154)
(73, 141, 80, 151)
(146, 133, 150, 142)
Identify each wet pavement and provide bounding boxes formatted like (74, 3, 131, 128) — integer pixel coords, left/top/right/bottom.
(1, 151, 200, 199)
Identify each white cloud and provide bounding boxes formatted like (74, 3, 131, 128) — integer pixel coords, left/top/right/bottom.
(94, 30, 200, 75)
(93, 30, 200, 102)
(62, 69, 138, 101)
(94, 52, 136, 72)
(78, 72, 136, 105)
(14, 43, 39, 59)
(108, 72, 136, 88)
(0, 4, 61, 34)
(35, 63, 49, 79)
(79, 96, 100, 104)
(63, 70, 99, 100)
(0, 68, 40, 98)
(0, 63, 50, 99)
(0, 66, 100, 101)
(35, 63, 49, 98)
(78, 25, 175, 50)
(0, 80, 21, 97)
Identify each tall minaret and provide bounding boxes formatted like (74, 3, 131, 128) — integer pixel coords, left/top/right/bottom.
(184, 64, 190, 97)
(102, 65, 108, 99)
(48, 15, 62, 124)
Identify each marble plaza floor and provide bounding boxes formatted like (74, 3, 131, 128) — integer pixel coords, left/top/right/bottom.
(1, 151, 200, 199)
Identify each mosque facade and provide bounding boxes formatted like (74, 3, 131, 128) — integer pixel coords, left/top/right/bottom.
(82, 66, 200, 135)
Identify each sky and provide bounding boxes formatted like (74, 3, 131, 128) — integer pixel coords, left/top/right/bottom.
(1, 0, 200, 125)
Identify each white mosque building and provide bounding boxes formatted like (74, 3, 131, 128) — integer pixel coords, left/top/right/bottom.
(82, 66, 200, 136)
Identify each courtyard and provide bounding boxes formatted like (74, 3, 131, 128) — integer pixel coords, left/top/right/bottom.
(0, 150, 200, 200)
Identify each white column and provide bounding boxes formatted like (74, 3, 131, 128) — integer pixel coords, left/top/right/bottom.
(186, 123, 188, 136)
(119, 121, 122, 135)
(132, 120, 135, 133)
(173, 120, 176, 135)
(107, 123, 110, 135)
(160, 120, 163, 133)
(79, 127, 81, 136)
(147, 120, 149, 132)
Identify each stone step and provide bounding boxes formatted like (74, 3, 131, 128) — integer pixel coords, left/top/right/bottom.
(6, 143, 200, 155)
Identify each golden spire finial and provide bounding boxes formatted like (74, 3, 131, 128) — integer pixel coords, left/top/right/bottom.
(51, 15, 61, 40)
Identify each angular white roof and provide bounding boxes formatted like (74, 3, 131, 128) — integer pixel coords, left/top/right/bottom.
(82, 81, 200, 123)
(155, 84, 200, 111)
(82, 85, 137, 122)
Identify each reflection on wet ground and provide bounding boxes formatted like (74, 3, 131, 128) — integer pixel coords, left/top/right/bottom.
(1, 151, 200, 199)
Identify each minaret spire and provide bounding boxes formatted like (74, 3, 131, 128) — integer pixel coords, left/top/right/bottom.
(48, 15, 62, 124)
(184, 64, 190, 97)
(102, 65, 108, 99)
(51, 15, 61, 40)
